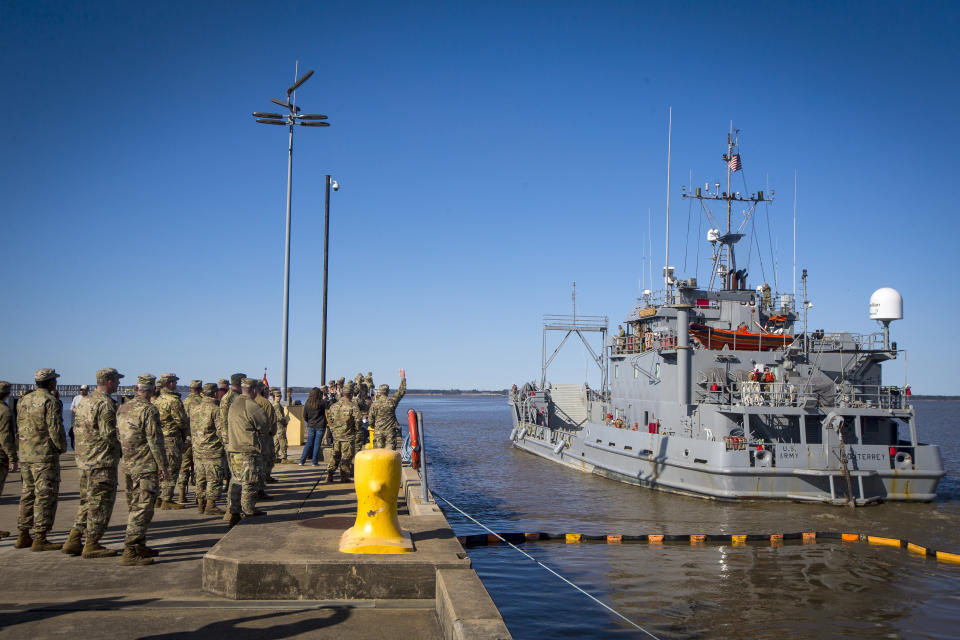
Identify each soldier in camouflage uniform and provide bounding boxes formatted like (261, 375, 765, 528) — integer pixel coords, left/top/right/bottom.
(353, 383, 372, 452)
(16, 368, 67, 551)
(364, 371, 374, 391)
(253, 382, 277, 494)
(117, 374, 169, 566)
(152, 373, 189, 508)
(0, 381, 16, 539)
(219, 373, 244, 497)
(177, 380, 203, 504)
(325, 382, 359, 483)
(270, 387, 289, 463)
(369, 369, 407, 450)
(189, 383, 225, 515)
(216, 378, 229, 402)
(62, 368, 125, 559)
(226, 378, 269, 526)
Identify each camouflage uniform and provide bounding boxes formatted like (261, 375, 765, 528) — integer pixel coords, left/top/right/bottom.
(253, 391, 277, 488)
(153, 377, 189, 502)
(72, 387, 122, 541)
(369, 378, 407, 450)
(219, 381, 241, 489)
(117, 378, 168, 550)
(178, 384, 203, 497)
(226, 387, 268, 515)
(270, 389, 288, 461)
(189, 386, 225, 504)
(326, 393, 359, 478)
(353, 389, 371, 452)
(17, 377, 67, 537)
(0, 381, 16, 496)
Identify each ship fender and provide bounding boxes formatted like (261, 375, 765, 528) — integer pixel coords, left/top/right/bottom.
(553, 440, 567, 455)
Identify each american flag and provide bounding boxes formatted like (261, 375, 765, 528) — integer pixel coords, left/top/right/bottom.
(728, 153, 741, 172)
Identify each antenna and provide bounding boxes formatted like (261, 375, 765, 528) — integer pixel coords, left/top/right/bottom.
(664, 106, 673, 289)
(648, 208, 653, 291)
(793, 170, 798, 297)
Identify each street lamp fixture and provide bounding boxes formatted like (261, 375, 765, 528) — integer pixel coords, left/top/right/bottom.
(252, 68, 331, 404)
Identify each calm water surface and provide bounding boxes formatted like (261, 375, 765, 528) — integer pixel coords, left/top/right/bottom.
(399, 395, 960, 639)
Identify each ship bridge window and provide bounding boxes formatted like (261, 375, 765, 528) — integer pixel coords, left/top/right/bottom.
(861, 417, 898, 445)
(749, 414, 801, 443)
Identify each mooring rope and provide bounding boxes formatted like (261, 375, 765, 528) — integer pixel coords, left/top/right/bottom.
(432, 491, 663, 640)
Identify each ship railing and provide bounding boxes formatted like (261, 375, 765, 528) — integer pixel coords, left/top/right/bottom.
(542, 314, 608, 330)
(806, 331, 887, 352)
(701, 381, 909, 410)
(610, 330, 677, 355)
(837, 384, 907, 409)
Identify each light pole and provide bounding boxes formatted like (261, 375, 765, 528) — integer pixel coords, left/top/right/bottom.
(320, 174, 339, 385)
(253, 69, 330, 405)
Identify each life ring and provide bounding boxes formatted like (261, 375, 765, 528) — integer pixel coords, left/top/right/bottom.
(408, 409, 420, 469)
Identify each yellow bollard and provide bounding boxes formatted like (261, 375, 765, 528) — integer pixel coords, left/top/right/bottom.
(339, 449, 414, 554)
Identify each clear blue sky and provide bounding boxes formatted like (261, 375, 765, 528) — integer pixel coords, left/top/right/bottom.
(1, 1, 958, 393)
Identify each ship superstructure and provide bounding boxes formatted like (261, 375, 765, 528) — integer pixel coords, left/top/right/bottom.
(509, 131, 943, 504)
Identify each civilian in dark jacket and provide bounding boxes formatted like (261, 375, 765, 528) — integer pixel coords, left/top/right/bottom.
(299, 388, 327, 466)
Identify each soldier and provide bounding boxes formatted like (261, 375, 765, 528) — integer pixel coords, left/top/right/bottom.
(369, 369, 407, 450)
(364, 371, 374, 390)
(216, 378, 229, 402)
(761, 282, 772, 314)
(219, 373, 244, 496)
(253, 381, 277, 493)
(190, 383, 225, 515)
(0, 381, 16, 538)
(63, 368, 125, 559)
(269, 387, 289, 463)
(226, 378, 269, 526)
(117, 374, 169, 566)
(152, 373, 189, 509)
(353, 383, 372, 452)
(177, 380, 203, 504)
(16, 368, 67, 551)
(325, 382, 359, 483)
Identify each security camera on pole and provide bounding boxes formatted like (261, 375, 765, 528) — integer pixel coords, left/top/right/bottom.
(252, 65, 331, 405)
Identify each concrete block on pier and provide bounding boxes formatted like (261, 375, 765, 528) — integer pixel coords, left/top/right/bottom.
(436, 569, 513, 640)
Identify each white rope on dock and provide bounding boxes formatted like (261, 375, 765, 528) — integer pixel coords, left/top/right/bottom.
(432, 492, 663, 640)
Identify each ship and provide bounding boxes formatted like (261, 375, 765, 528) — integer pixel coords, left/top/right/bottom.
(508, 129, 944, 505)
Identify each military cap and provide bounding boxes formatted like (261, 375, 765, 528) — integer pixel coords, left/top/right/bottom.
(337, 377, 345, 384)
(378, 383, 389, 394)
(189, 379, 202, 389)
(0, 381, 10, 394)
(269, 387, 280, 393)
(230, 373, 247, 385)
(137, 374, 157, 389)
(96, 368, 124, 383)
(34, 368, 60, 383)
(158, 373, 179, 384)
(321, 385, 328, 392)
(218, 378, 229, 387)
(202, 382, 218, 395)
(241, 377, 258, 388)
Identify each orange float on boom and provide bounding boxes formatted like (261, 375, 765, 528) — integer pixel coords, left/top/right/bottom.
(408, 409, 420, 469)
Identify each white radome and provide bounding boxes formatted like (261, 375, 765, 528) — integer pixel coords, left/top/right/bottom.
(869, 287, 903, 321)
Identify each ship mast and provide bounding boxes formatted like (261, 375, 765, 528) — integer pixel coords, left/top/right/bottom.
(681, 126, 772, 291)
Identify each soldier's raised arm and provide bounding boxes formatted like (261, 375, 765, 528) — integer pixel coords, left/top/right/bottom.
(145, 406, 169, 473)
(392, 369, 407, 403)
(48, 395, 67, 454)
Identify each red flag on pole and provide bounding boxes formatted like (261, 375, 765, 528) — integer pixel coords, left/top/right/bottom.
(263, 368, 269, 388)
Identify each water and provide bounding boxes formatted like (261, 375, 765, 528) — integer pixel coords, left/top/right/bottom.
(402, 395, 960, 639)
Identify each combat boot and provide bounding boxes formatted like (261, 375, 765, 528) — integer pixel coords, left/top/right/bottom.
(204, 500, 225, 515)
(159, 500, 187, 510)
(154, 496, 163, 508)
(227, 513, 242, 529)
(61, 527, 84, 556)
(81, 536, 118, 558)
(30, 532, 62, 552)
(265, 476, 278, 484)
(243, 509, 267, 517)
(323, 470, 332, 483)
(121, 547, 153, 566)
(14, 530, 33, 549)
(255, 490, 273, 500)
(196, 497, 205, 513)
(135, 543, 160, 558)
(178, 488, 187, 504)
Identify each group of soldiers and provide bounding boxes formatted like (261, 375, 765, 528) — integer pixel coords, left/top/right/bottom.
(0, 366, 410, 568)
(319, 369, 407, 482)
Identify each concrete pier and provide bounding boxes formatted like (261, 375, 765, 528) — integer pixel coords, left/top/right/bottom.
(0, 449, 511, 639)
